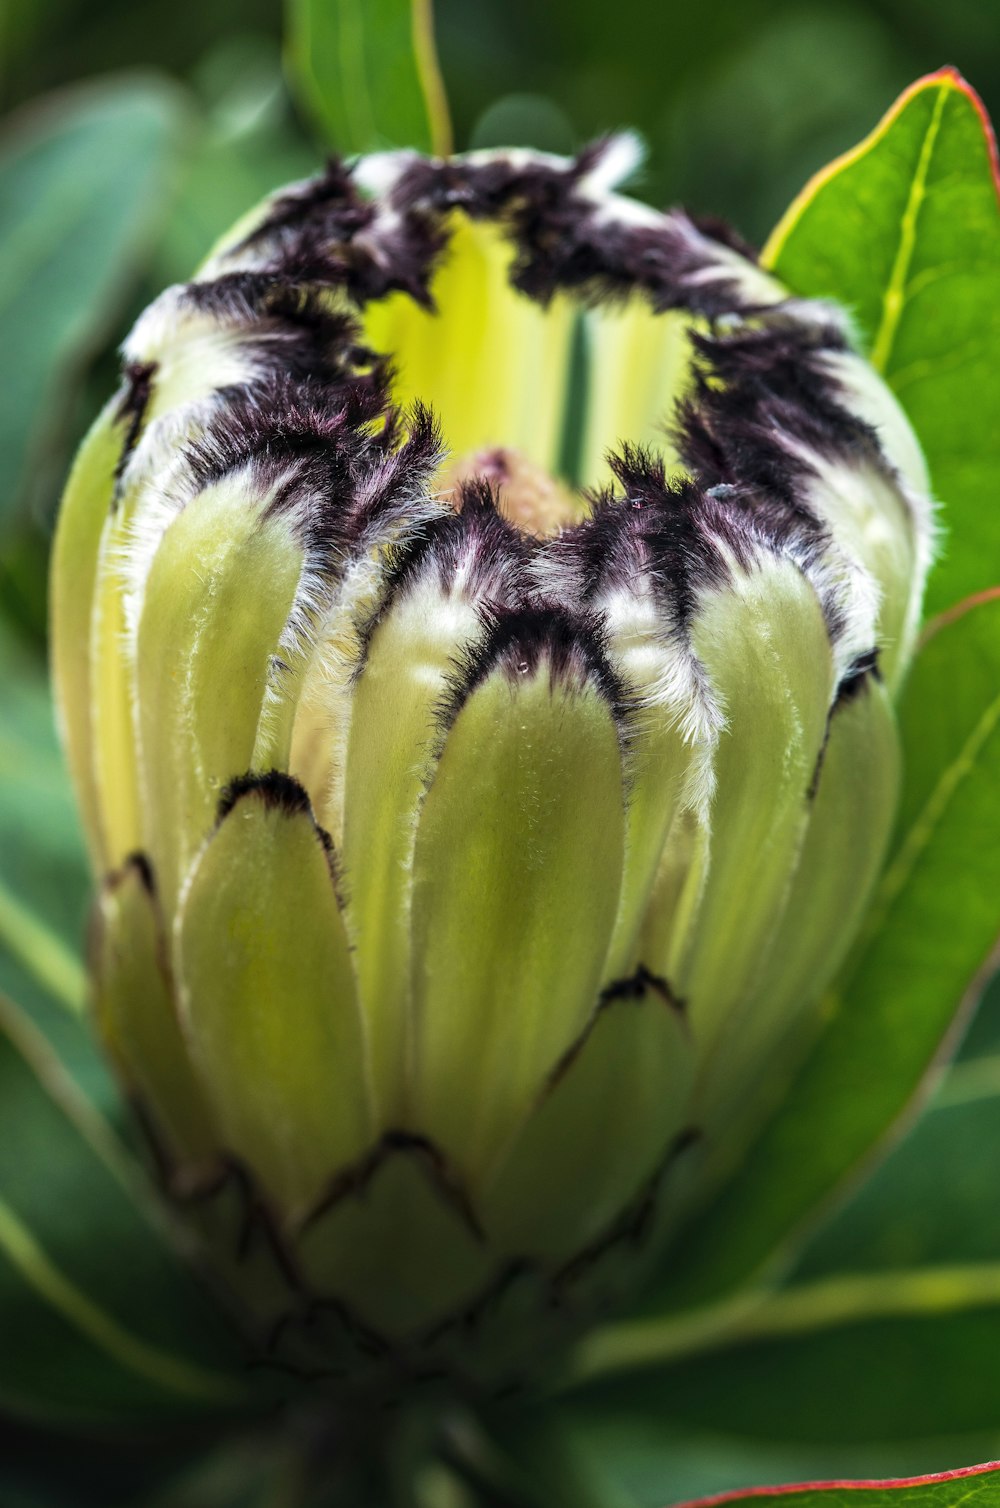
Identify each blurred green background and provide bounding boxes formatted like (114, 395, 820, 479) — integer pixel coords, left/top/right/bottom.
(1, 0, 998, 663)
(1, 7, 999, 1501)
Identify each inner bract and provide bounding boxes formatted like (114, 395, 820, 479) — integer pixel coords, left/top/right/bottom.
(361, 214, 693, 529)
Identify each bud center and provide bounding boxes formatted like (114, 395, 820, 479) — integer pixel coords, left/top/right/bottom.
(440, 447, 582, 537)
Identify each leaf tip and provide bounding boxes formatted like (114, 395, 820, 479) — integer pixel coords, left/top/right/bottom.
(929, 65, 1000, 204)
(876, 65, 998, 207)
(762, 65, 1000, 269)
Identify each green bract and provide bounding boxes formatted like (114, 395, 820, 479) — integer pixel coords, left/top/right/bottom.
(51, 141, 933, 1389)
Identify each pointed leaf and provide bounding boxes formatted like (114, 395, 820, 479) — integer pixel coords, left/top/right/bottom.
(285, 0, 452, 155)
(670, 1465, 1000, 1508)
(762, 69, 1000, 617)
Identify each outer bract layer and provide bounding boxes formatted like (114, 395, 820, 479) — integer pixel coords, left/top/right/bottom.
(52, 142, 933, 1392)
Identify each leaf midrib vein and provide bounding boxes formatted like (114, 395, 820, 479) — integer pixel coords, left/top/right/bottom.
(870, 85, 949, 374)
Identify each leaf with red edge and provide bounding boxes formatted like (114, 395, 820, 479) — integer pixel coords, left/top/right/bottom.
(762, 67, 1000, 618)
(672, 1461, 1000, 1508)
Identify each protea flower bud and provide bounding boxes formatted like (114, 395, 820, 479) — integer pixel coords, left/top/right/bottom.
(52, 141, 933, 1389)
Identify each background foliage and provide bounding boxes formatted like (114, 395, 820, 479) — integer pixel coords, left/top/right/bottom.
(2, 0, 998, 633)
(2, 2, 1000, 1505)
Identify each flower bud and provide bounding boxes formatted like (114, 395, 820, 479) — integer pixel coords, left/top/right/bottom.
(52, 143, 933, 1388)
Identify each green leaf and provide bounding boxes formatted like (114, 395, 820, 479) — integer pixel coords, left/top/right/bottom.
(147, 36, 316, 288)
(667, 1466, 1000, 1508)
(601, 588, 1000, 1323)
(475, 1401, 994, 1508)
(0, 76, 190, 530)
(285, 0, 453, 156)
(559, 1083, 1000, 1450)
(0, 627, 88, 1020)
(0, 986, 258, 1428)
(762, 68, 1000, 618)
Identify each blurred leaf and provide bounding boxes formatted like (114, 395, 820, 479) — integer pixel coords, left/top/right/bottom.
(285, 0, 452, 155)
(153, 135, 315, 287)
(0, 635, 275, 1433)
(0, 641, 275, 1440)
(763, 68, 1000, 618)
(656, 7, 907, 242)
(0, 984, 259, 1429)
(0, 624, 110, 1102)
(469, 93, 576, 154)
(123, 1439, 306, 1508)
(0, 1413, 215, 1508)
(525, 1409, 996, 1508)
(0, 75, 192, 530)
(0, 1426, 300, 1508)
(954, 970, 1000, 1060)
(560, 1082, 1000, 1451)
(476, 1399, 999, 1508)
(0, 625, 88, 1023)
(665, 1466, 1000, 1508)
(0, 519, 50, 645)
(797, 1068, 1000, 1280)
(148, 35, 315, 285)
(604, 588, 1000, 1323)
(0, 467, 131, 1123)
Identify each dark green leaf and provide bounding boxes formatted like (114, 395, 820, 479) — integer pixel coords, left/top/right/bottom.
(150, 126, 315, 290)
(0, 627, 88, 1019)
(562, 1086, 1000, 1449)
(0, 987, 258, 1428)
(667, 1466, 1000, 1508)
(0, 618, 266, 1435)
(0, 76, 191, 530)
(618, 589, 1000, 1317)
(0, 1415, 213, 1508)
(762, 69, 1000, 618)
(481, 1401, 991, 1508)
(285, 0, 452, 155)
(149, 38, 316, 287)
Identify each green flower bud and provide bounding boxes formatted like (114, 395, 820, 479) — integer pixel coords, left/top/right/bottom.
(52, 141, 933, 1389)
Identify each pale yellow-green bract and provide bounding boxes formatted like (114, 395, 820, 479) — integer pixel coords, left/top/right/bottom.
(51, 141, 932, 1387)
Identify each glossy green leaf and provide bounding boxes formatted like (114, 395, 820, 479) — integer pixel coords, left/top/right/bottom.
(285, 0, 452, 155)
(762, 68, 1000, 618)
(612, 588, 1000, 1320)
(667, 1466, 1000, 1508)
(0, 77, 190, 529)
(0, 986, 258, 1428)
